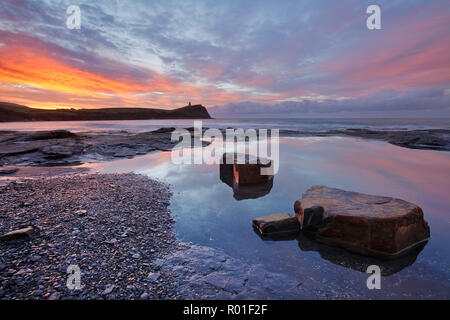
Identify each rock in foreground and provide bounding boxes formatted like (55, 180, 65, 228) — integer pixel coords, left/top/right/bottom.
(300, 186, 430, 259)
(252, 213, 300, 238)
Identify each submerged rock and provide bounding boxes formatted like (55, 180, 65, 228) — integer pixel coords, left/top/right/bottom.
(299, 186, 430, 259)
(252, 213, 300, 238)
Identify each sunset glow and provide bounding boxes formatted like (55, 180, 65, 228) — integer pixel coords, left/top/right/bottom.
(0, 0, 449, 116)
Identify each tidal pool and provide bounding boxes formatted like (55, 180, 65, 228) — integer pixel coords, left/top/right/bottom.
(83, 136, 450, 299)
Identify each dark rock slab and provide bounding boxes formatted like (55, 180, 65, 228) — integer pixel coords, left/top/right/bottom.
(28, 130, 77, 140)
(387, 132, 448, 149)
(0, 129, 211, 166)
(0, 168, 18, 175)
(0, 143, 41, 158)
(299, 186, 430, 259)
(278, 129, 450, 151)
(40, 144, 81, 159)
(160, 244, 310, 299)
(252, 213, 300, 238)
(151, 127, 176, 133)
(0, 227, 34, 241)
(112, 149, 137, 158)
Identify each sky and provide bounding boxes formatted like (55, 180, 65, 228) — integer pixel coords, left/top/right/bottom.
(0, 0, 449, 117)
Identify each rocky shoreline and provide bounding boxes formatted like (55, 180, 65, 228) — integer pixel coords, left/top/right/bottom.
(0, 172, 363, 300)
(0, 127, 449, 167)
(0, 128, 206, 167)
(0, 173, 181, 299)
(0, 172, 384, 300)
(279, 128, 450, 151)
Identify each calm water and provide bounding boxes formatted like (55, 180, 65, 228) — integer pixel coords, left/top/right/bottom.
(1, 117, 450, 132)
(83, 136, 450, 299)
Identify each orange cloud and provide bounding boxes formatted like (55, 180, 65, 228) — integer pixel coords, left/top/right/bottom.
(0, 34, 241, 109)
(0, 43, 148, 97)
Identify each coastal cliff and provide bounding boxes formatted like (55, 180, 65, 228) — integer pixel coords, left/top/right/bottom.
(0, 102, 211, 122)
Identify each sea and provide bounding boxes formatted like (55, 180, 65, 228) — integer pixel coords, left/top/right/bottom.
(0, 117, 449, 133)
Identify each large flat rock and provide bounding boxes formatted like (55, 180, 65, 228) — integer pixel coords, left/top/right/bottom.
(300, 186, 430, 259)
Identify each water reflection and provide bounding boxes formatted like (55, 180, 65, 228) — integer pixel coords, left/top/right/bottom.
(219, 154, 274, 200)
(296, 234, 426, 276)
(253, 229, 426, 276)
